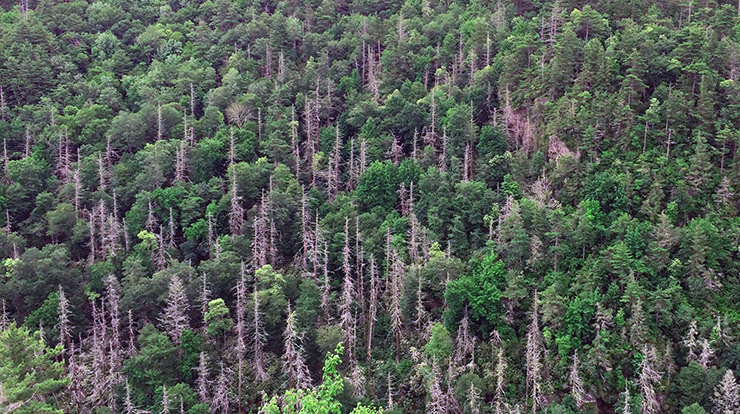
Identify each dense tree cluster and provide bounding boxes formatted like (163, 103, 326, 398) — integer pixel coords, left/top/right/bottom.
(2, 0, 740, 412)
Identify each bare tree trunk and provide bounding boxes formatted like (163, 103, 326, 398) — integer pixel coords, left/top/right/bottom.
(367, 255, 378, 394)
(526, 291, 544, 414)
(73, 150, 81, 212)
(212, 362, 232, 414)
(90, 300, 109, 410)
(252, 282, 268, 382)
(340, 219, 357, 362)
(300, 187, 310, 272)
(492, 332, 508, 414)
(57, 286, 72, 357)
(304, 97, 317, 187)
(234, 265, 248, 412)
(229, 170, 244, 237)
(24, 127, 31, 158)
(292, 106, 301, 181)
(196, 352, 211, 405)
(321, 241, 331, 323)
(0, 85, 6, 121)
(166, 207, 176, 248)
(2, 138, 8, 177)
(355, 217, 365, 347)
(278, 50, 285, 83)
(175, 140, 187, 182)
(105, 275, 122, 386)
(414, 267, 425, 348)
(198, 273, 210, 331)
(159, 275, 190, 345)
(89, 209, 97, 264)
(283, 304, 312, 389)
(390, 250, 404, 363)
(126, 309, 137, 358)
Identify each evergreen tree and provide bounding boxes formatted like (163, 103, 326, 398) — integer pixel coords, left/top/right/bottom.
(0, 323, 68, 414)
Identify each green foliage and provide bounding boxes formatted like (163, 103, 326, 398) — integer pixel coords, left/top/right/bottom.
(263, 343, 382, 414)
(0, 323, 68, 414)
(2, 0, 740, 412)
(124, 323, 181, 404)
(356, 161, 399, 212)
(444, 250, 506, 335)
(423, 322, 452, 363)
(681, 403, 707, 414)
(205, 298, 233, 338)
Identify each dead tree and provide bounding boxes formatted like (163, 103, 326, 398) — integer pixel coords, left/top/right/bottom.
(88, 209, 97, 264)
(355, 217, 365, 347)
(455, 309, 475, 370)
(267, 181, 279, 265)
(639, 345, 662, 414)
(492, 332, 508, 414)
(367, 43, 380, 103)
(196, 352, 211, 405)
(282, 304, 312, 389)
(291, 106, 301, 181)
(126, 309, 137, 358)
(211, 362, 232, 414)
(24, 127, 31, 158)
(569, 351, 594, 408)
(159, 275, 190, 345)
(387, 134, 403, 164)
(428, 359, 447, 414)
(0, 299, 8, 331)
(175, 139, 188, 182)
(124, 379, 138, 414)
(234, 264, 248, 411)
(105, 275, 122, 383)
(340, 219, 357, 363)
(526, 291, 544, 414)
(252, 282, 268, 382)
(407, 182, 421, 263)
(57, 130, 71, 183)
(321, 241, 331, 323)
(367, 255, 379, 393)
(228, 169, 244, 237)
(300, 187, 312, 272)
(390, 250, 405, 363)
(89, 300, 110, 410)
(207, 212, 215, 259)
(0, 86, 6, 121)
(198, 273, 211, 331)
(57, 286, 72, 357)
(413, 267, 425, 348)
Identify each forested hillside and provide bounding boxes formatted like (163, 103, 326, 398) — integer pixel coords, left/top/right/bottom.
(1, 0, 740, 412)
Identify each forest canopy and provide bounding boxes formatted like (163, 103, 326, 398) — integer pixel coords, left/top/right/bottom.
(1, 0, 740, 412)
